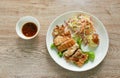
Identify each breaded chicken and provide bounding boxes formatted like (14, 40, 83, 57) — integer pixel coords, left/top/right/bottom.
(62, 31, 71, 38)
(68, 49, 88, 66)
(52, 25, 71, 38)
(52, 25, 65, 37)
(68, 49, 83, 61)
(57, 39, 75, 52)
(64, 44, 79, 57)
(53, 36, 70, 46)
(76, 53, 88, 67)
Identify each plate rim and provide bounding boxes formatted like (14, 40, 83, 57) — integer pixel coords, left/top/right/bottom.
(46, 11, 109, 72)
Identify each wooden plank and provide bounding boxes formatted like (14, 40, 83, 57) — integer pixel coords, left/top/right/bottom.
(0, 0, 120, 78)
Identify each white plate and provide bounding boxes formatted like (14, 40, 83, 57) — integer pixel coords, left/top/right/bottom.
(46, 11, 109, 72)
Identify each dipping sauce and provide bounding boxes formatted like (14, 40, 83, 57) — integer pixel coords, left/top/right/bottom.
(22, 22, 37, 37)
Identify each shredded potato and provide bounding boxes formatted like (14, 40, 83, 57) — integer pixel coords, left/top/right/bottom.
(67, 14, 99, 47)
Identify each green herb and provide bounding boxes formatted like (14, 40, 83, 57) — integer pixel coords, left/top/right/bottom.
(84, 56, 89, 63)
(58, 52, 63, 57)
(50, 43, 56, 49)
(88, 52, 95, 61)
(72, 35, 78, 41)
(73, 62, 77, 65)
(72, 35, 82, 49)
(85, 51, 95, 61)
(76, 38, 82, 49)
(73, 35, 95, 62)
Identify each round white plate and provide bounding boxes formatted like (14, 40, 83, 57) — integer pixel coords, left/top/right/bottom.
(46, 11, 109, 72)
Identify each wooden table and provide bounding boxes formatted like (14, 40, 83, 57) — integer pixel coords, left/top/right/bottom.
(0, 0, 120, 78)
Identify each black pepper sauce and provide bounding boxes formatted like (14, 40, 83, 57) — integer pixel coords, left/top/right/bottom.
(22, 22, 37, 37)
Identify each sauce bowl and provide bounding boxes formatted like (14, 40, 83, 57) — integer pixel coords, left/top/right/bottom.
(16, 16, 40, 39)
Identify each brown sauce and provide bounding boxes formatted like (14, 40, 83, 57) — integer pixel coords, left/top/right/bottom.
(92, 33, 99, 44)
(22, 22, 37, 37)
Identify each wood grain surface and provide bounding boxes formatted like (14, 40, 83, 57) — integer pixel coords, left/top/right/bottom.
(0, 0, 120, 78)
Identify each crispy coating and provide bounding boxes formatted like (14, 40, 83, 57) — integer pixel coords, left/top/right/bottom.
(52, 25, 65, 37)
(52, 25, 71, 38)
(63, 31, 71, 38)
(57, 39, 75, 52)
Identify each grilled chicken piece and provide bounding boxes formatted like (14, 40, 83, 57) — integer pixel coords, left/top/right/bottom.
(57, 38, 75, 52)
(52, 25, 71, 38)
(68, 49, 83, 61)
(68, 49, 88, 67)
(76, 53, 88, 67)
(53, 36, 70, 46)
(64, 44, 79, 57)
